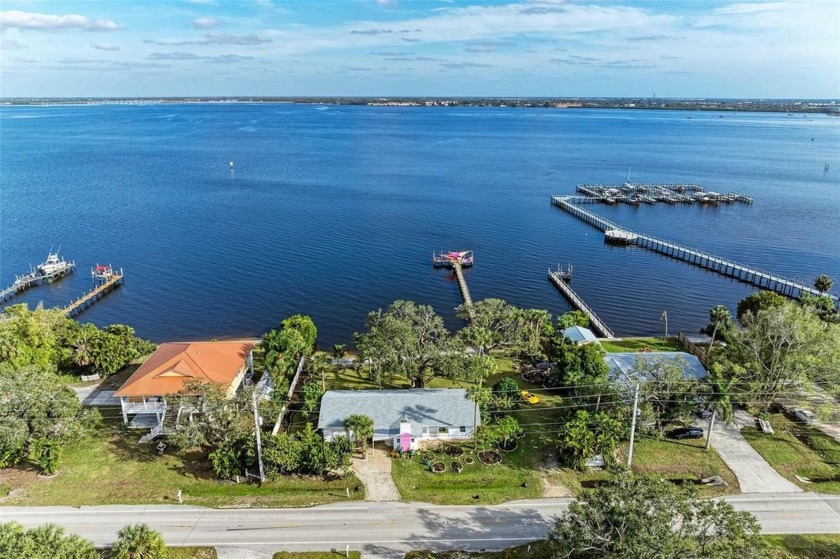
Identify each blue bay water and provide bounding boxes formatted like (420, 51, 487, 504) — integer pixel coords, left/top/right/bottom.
(1, 104, 838, 345)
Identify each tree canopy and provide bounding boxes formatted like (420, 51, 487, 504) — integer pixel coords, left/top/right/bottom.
(547, 340, 609, 389)
(0, 304, 154, 376)
(261, 314, 318, 378)
(355, 300, 453, 388)
(631, 355, 701, 432)
(111, 523, 166, 559)
(726, 301, 840, 408)
(0, 365, 99, 472)
(549, 476, 767, 559)
(0, 521, 98, 559)
(557, 410, 624, 470)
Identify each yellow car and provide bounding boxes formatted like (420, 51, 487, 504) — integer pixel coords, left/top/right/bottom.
(520, 390, 541, 405)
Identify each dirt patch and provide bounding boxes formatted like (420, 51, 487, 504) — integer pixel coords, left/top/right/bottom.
(539, 453, 573, 498)
(0, 466, 39, 502)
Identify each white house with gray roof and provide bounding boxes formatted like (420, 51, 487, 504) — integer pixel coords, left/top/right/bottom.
(317, 389, 479, 451)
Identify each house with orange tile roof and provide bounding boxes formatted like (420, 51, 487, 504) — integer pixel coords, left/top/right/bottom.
(115, 340, 254, 432)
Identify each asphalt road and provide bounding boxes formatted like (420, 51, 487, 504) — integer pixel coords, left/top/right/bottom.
(2, 493, 840, 557)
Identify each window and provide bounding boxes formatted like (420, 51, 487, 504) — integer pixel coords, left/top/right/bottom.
(438, 427, 447, 434)
(459, 426, 466, 433)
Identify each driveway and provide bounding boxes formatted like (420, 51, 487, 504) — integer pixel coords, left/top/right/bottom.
(710, 410, 802, 493)
(351, 446, 401, 502)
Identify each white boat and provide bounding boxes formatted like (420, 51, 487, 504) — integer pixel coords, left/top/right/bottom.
(36, 251, 74, 278)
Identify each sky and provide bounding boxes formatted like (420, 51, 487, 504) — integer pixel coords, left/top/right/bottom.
(0, 0, 838, 98)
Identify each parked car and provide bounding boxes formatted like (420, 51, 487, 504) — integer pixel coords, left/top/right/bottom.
(793, 408, 818, 425)
(668, 426, 704, 440)
(520, 390, 541, 405)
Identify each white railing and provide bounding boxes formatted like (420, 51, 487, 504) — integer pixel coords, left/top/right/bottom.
(121, 400, 166, 413)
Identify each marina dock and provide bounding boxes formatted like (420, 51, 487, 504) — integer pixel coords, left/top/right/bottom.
(551, 196, 839, 308)
(63, 266, 124, 317)
(547, 265, 614, 338)
(575, 183, 753, 206)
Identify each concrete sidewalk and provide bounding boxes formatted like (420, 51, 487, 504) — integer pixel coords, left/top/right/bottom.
(710, 410, 802, 493)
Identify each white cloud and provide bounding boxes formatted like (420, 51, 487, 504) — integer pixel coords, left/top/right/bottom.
(91, 42, 120, 51)
(713, 2, 789, 15)
(1, 39, 27, 49)
(202, 33, 270, 45)
(147, 51, 256, 63)
(194, 18, 219, 29)
(0, 10, 122, 32)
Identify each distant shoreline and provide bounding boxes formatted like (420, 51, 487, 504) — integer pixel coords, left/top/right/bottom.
(1, 97, 838, 114)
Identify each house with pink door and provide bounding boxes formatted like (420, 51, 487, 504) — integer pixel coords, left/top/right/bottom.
(317, 389, 478, 451)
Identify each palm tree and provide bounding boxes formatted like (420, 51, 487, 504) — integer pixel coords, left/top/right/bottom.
(705, 305, 732, 359)
(111, 523, 166, 559)
(344, 414, 374, 456)
(331, 344, 346, 360)
(815, 275, 834, 295)
(71, 324, 98, 369)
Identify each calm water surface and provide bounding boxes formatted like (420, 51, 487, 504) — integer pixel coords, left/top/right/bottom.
(1, 104, 838, 345)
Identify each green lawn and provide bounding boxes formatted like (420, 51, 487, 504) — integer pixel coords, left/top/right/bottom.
(741, 413, 840, 493)
(273, 553, 361, 559)
(552, 437, 738, 496)
(599, 337, 685, 353)
(765, 535, 840, 559)
(391, 440, 542, 505)
(619, 436, 739, 494)
(0, 420, 364, 508)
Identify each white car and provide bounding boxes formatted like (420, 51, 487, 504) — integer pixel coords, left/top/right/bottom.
(793, 408, 818, 425)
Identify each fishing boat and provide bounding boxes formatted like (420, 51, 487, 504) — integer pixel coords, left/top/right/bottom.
(36, 251, 75, 279)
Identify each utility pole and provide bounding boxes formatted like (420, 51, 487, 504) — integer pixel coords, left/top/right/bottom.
(705, 406, 717, 450)
(252, 390, 265, 483)
(661, 309, 669, 338)
(627, 382, 640, 468)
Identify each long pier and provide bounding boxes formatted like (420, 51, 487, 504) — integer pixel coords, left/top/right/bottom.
(551, 196, 839, 308)
(547, 268, 614, 338)
(63, 270, 124, 317)
(452, 261, 475, 320)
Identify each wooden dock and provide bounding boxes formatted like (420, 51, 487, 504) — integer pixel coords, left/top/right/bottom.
(452, 261, 475, 320)
(63, 270, 124, 317)
(0, 273, 40, 302)
(551, 196, 839, 308)
(548, 267, 614, 338)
